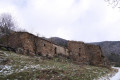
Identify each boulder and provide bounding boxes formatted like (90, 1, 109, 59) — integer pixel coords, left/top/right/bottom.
(16, 48, 24, 54)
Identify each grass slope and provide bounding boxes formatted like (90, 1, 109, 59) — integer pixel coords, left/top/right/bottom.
(0, 50, 112, 80)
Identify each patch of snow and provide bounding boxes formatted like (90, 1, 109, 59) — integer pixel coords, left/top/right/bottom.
(0, 65, 12, 72)
(97, 67, 120, 80)
(3, 52, 8, 56)
(110, 67, 120, 80)
(0, 64, 58, 76)
(0, 65, 12, 75)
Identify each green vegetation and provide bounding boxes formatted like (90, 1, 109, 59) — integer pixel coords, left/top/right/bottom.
(0, 50, 112, 80)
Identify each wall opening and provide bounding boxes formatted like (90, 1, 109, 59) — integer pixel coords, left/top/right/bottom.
(54, 47, 57, 54)
(43, 43, 46, 47)
(79, 48, 81, 56)
(79, 48, 81, 51)
(78, 53, 81, 56)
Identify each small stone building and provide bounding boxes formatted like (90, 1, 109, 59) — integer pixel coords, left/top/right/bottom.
(68, 41, 110, 67)
(67, 41, 88, 64)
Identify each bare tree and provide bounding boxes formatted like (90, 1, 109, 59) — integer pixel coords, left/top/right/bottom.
(105, 0, 120, 8)
(0, 13, 16, 46)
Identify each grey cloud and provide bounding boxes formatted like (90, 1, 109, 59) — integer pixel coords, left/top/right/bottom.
(0, 0, 120, 42)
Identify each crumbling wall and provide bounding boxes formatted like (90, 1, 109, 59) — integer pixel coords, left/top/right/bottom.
(0, 32, 110, 67)
(5, 32, 35, 55)
(53, 44, 69, 57)
(36, 38, 55, 57)
(7, 32, 55, 57)
(1, 32, 68, 57)
(85, 44, 103, 66)
(67, 41, 110, 67)
(21, 33, 35, 55)
(84, 44, 110, 67)
(1, 32, 23, 48)
(67, 41, 88, 64)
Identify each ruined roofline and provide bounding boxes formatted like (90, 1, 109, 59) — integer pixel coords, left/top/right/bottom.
(13, 32, 102, 50)
(85, 43, 101, 47)
(14, 31, 68, 49)
(68, 40, 102, 50)
(68, 40, 84, 43)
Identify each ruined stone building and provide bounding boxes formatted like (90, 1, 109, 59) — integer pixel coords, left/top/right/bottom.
(0, 32, 69, 57)
(68, 41, 109, 67)
(0, 32, 109, 67)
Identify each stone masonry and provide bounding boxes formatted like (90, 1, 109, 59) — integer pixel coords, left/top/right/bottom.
(0, 32, 110, 67)
(67, 41, 110, 67)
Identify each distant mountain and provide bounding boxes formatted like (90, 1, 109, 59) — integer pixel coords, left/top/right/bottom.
(92, 41, 120, 55)
(91, 41, 120, 66)
(48, 37, 68, 47)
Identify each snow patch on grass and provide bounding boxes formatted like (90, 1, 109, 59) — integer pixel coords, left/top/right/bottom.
(0, 65, 12, 75)
(110, 67, 120, 80)
(97, 67, 119, 80)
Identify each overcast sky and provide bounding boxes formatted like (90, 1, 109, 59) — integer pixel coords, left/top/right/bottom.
(0, 0, 120, 42)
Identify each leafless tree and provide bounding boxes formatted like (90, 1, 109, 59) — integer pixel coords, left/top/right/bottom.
(0, 13, 16, 46)
(105, 0, 120, 8)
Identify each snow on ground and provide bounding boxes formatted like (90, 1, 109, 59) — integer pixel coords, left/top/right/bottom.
(110, 67, 120, 80)
(97, 67, 120, 80)
(0, 65, 12, 75)
(0, 64, 57, 76)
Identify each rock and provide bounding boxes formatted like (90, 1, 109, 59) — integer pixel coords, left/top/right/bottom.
(16, 48, 24, 54)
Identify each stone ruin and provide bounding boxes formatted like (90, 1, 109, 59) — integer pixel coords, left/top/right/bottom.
(68, 41, 110, 67)
(0, 32, 110, 67)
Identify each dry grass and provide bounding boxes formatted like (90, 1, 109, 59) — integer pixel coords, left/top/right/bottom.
(0, 50, 112, 80)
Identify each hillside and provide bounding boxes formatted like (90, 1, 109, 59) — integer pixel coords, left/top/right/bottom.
(0, 50, 112, 80)
(92, 41, 120, 55)
(0, 32, 110, 67)
(0, 32, 118, 79)
(91, 41, 120, 66)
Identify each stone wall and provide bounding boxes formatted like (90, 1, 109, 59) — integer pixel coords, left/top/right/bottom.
(67, 41, 88, 64)
(67, 41, 110, 67)
(0, 32, 110, 67)
(36, 38, 55, 57)
(85, 44, 109, 67)
(1, 32, 69, 58)
(7, 32, 35, 55)
(53, 44, 69, 57)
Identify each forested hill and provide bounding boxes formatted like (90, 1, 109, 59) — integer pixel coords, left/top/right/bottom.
(91, 41, 120, 56)
(48, 37, 68, 47)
